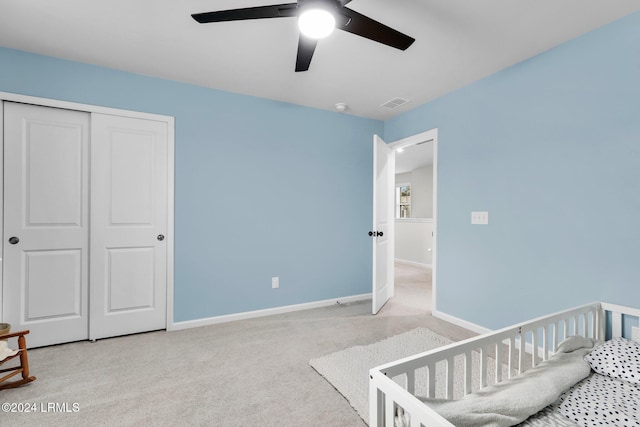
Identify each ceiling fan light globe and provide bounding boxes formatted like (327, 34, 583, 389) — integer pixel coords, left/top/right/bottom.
(298, 9, 335, 39)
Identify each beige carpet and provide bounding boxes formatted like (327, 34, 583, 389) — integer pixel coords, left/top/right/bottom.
(0, 264, 476, 426)
(310, 328, 452, 425)
(377, 262, 432, 317)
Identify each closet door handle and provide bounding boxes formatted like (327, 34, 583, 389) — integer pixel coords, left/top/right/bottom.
(8, 236, 19, 245)
(376, 231, 383, 237)
(157, 234, 165, 241)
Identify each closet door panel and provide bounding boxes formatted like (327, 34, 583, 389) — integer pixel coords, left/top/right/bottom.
(3, 102, 90, 347)
(90, 113, 168, 340)
(27, 129, 84, 225)
(24, 250, 83, 319)
(109, 129, 154, 224)
(106, 247, 155, 311)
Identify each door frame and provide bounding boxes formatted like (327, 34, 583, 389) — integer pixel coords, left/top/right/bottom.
(385, 128, 438, 311)
(0, 91, 175, 331)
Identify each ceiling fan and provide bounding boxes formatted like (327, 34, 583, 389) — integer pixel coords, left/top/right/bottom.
(191, 0, 415, 72)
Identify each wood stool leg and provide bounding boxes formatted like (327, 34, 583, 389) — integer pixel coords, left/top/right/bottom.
(17, 334, 30, 380)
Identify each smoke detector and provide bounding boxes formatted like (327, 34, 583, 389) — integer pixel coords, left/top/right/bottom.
(335, 102, 347, 112)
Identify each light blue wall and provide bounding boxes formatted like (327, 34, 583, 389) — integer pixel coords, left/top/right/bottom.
(385, 12, 640, 329)
(0, 47, 381, 322)
(6, 9, 639, 330)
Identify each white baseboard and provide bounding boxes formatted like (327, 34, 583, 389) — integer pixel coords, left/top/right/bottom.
(394, 258, 432, 269)
(169, 293, 372, 331)
(432, 309, 492, 335)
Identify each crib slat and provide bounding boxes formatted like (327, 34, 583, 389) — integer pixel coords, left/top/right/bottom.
(427, 363, 436, 398)
(446, 357, 454, 399)
(480, 346, 488, 388)
(407, 371, 415, 395)
(596, 308, 605, 341)
(531, 330, 538, 367)
(577, 314, 582, 336)
(384, 396, 395, 426)
(370, 382, 384, 427)
(518, 331, 525, 375)
(495, 342, 503, 383)
(508, 336, 515, 379)
(464, 351, 472, 395)
(612, 311, 622, 338)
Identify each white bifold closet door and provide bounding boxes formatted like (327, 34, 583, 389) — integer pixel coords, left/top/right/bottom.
(3, 102, 91, 347)
(89, 113, 167, 341)
(2, 102, 168, 347)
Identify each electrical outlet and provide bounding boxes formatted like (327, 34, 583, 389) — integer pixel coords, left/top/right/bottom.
(272, 277, 279, 289)
(471, 211, 489, 225)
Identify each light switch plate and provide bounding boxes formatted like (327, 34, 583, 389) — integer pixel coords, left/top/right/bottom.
(471, 211, 489, 225)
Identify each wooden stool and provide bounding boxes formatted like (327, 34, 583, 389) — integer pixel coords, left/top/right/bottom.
(0, 330, 36, 390)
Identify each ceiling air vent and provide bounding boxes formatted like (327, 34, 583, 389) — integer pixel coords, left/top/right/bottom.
(381, 97, 409, 110)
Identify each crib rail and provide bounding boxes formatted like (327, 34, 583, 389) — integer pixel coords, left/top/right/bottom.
(369, 301, 638, 427)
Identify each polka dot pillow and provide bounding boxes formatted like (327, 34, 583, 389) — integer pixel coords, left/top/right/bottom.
(584, 337, 640, 384)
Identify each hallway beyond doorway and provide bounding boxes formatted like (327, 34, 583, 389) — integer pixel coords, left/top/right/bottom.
(377, 262, 431, 317)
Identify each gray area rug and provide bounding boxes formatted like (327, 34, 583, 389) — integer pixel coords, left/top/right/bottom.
(309, 328, 452, 425)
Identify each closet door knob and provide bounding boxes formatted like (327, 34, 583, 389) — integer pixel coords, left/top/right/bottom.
(8, 236, 19, 245)
(368, 231, 374, 237)
(157, 234, 165, 241)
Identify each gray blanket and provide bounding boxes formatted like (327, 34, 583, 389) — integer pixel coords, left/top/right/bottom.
(423, 336, 595, 427)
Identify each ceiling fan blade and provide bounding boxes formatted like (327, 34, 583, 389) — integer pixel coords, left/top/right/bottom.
(338, 7, 415, 50)
(192, 3, 298, 23)
(295, 35, 318, 72)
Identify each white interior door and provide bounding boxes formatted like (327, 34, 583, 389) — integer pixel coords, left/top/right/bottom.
(3, 102, 90, 347)
(89, 113, 168, 340)
(372, 135, 395, 314)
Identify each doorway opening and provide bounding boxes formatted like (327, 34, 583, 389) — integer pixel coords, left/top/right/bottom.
(376, 128, 437, 316)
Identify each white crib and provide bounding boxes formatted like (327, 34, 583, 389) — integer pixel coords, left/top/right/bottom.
(369, 302, 640, 427)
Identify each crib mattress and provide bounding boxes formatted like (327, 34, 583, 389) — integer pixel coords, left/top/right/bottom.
(520, 372, 640, 427)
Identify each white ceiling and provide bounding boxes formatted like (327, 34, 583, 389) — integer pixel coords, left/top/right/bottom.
(396, 140, 434, 175)
(1, 1, 639, 120)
